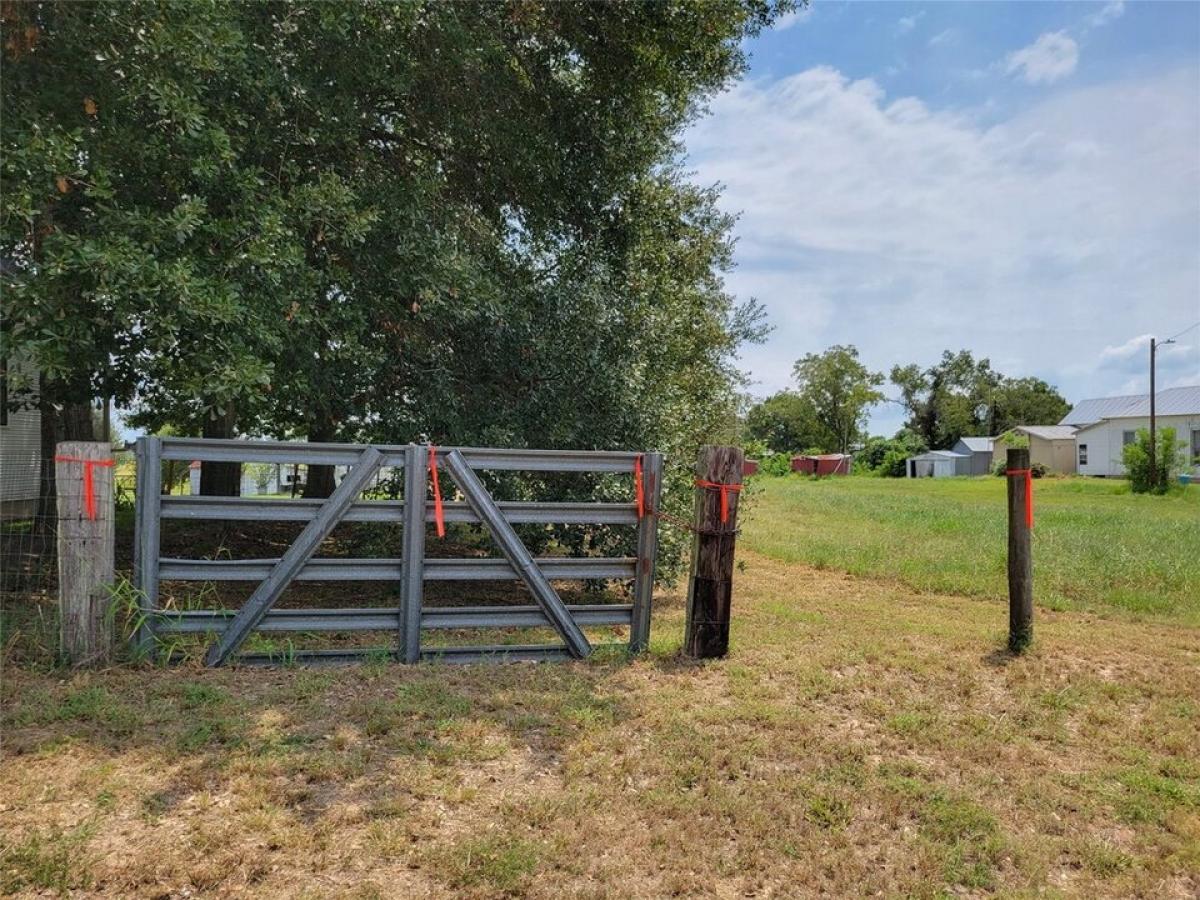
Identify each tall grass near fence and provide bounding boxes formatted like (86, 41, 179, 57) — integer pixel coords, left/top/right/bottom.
(741, 475, 1200, 625)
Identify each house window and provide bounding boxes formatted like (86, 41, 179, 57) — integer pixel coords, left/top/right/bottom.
(1078, 444, 1088, 466)
(1192, 429, 1200, 466)
(1122, 430, 1136, 446)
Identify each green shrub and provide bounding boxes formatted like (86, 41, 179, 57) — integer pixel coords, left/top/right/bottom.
(993, 460, 1047, 478)
(1122, 427, 1185, 494)
(756, 452, 794, 477)
(859, 433, 926, 478)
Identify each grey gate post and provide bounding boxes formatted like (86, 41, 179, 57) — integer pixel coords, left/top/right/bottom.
(630, 452, 663, 652)
(205, 446, 383, 667)
(133, 436, 162, 659)
(399, 444, 427, 663)
(442, 449, 592, 659)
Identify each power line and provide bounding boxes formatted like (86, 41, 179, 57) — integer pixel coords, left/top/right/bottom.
(1163, 320, 1199, 342)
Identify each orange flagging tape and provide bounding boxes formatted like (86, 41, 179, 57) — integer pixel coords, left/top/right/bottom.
(694, 478, 743, 523)
(428, 445, 445, 538)
(1005, 468, 1034, 529)
(634, 455, 645, 519)
(53, 455, 115, 520)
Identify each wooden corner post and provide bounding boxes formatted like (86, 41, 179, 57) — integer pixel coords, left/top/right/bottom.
(55, 441, 116, 665)
(1006, 447, 1034, 652)
(630, 451, 663, 653)
(684, 445, 744, 659)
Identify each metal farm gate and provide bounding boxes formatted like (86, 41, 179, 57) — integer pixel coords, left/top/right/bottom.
(133, 437, 662, 666)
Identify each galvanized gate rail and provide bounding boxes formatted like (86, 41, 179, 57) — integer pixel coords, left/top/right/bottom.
(133, 437, 662, 666)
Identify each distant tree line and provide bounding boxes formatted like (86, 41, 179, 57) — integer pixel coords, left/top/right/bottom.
(1, 0, 791, 548)
(743, 346, 1071, 474)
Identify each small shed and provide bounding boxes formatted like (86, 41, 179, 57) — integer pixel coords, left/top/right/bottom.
(992, 426, 1078, 475)
(791, 453, 852, 476)
(906, 450, 968, 478)
(951, 437, 995, 475)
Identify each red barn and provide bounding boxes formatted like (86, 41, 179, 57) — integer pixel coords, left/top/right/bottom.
(791, 454, 852, 476)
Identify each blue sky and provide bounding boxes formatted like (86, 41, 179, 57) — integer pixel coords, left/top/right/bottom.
(687, 0, 1200, 435)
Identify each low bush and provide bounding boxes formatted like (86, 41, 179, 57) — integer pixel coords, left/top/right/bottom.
(1122, 427, 1186, 494)
(994, 460, 1047, 478)
(859, 433, 926, 478)
(756, 452, 793, 477)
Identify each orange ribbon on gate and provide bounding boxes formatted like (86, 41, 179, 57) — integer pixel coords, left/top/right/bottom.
(428, 445, 445, 538)
(1005, 468, 1034, 529)
(633, 455, 645, 519)
(694, 478, 743, 524)
(54, 455, 115, 520)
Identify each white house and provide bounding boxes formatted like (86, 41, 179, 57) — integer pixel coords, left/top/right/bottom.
(1061, 386, 1200, 478)
(0, 356, 41, 519)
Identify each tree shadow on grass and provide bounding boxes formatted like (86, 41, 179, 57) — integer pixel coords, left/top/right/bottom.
(0, 654, 633, 771)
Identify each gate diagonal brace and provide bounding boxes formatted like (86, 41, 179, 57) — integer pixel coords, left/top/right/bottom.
(442, 449, 592, 659)
(204, 446, 384, 667)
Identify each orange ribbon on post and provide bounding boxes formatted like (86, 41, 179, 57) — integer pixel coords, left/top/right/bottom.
(1005, 468, 1034, 529)
(54, 455, 115, 520)
(694, 478, 743, 524)
(428, 445, 445, 538)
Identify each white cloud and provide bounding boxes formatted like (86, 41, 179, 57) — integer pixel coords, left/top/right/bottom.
(687, 65, 1200, 419)
(1099, 333, 1155, 362)
(895, 12, 924, 35)
(1095, 334, 1198, 391)
(1085, 1, 1125, 30)
(1005, 32, 1079, 85)
(928, 29, 956, 48)
(775, 6, 813, 30)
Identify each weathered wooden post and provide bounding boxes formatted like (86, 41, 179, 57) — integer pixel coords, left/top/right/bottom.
(55, 441, 116, 665)
(1005, 447, 1034, 652)
(684, 445, 744, 659)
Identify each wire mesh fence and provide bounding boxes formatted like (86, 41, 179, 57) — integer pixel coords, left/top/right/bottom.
(1, 448, 137, 661)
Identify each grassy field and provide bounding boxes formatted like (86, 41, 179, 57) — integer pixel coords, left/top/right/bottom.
(2, 543, 1199, 897)
(741, 474, 1200, 625)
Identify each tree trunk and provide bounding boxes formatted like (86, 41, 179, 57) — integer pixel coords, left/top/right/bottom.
(302, 419, 337, 499)
(36, 379, 59, 536)
(36, 376, 94, 533)
(61, 400, 94, 441)
(199, 406, 240, 496)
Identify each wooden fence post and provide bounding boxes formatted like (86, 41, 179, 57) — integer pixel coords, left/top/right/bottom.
(1006, 447, 1034, 652)
(684, 445, 744, 659)
(55, 441, 116, 665)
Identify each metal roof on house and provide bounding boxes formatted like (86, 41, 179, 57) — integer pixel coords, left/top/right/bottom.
(1060, 386, 1200, 426)
(1015, 425, 1078, 441)
(956, 437, 994, 452)
(909, 450, 968, 460)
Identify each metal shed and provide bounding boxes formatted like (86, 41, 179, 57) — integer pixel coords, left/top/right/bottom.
(906, 450, 969, 478)
(951, 437, 995, 475)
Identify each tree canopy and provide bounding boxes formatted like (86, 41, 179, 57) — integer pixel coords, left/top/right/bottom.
(890, 350, 1070, 450)
(742, 344, 883, 454)
(2, 0, 788, 512)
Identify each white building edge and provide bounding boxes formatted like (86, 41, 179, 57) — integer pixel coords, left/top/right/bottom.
(1061, 386, 1200, 478)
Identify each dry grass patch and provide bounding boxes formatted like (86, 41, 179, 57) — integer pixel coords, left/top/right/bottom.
(2, 551, 1198, 897)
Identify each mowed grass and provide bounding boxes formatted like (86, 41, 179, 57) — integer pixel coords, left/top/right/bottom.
(2, 554, 1198, 898)
(741, 475, 1200, 624)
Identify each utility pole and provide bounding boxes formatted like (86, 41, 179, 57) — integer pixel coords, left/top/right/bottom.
(1150, 338, 1157, 488)
(1150, 336, 1177, 489)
